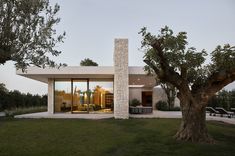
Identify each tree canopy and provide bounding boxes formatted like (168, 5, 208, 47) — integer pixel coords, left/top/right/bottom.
(80, 58, 98, 66)
(140, 26, 235, 98)
(139, 26, 235, 142)
(0, 0, 66, 70)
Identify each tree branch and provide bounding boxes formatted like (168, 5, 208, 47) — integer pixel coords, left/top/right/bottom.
(150, 40, 183, 89)
(193, 68, 235, 103)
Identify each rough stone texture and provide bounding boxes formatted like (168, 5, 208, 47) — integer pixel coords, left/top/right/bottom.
(48, 78, 54, 114)
(114, 39, 129, 119)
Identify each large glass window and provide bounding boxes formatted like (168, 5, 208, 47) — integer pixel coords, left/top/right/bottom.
(54, 79, 113, 113)
(72, 80, 88, 113)
(54, 80, 72, 113)
(89, 80, 113, 113)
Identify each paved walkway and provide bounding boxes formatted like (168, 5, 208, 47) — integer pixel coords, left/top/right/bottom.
(15, 111, 235, 125)
(15, 112, 114, 119)
(130, 111, 235, 125)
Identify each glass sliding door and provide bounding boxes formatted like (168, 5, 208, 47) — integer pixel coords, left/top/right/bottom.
(89, 79, 114, 113)
(53, 78, 114, 114)
(72, 79, 89, 113)
(54, 80, 72, 113)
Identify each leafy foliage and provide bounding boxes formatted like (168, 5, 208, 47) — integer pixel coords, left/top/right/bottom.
(161, 83, 177, 110)
(211, 44, 235, 71)
(208, 90, 235, 110)
(0, 83, 47, 111)
(0, 83, 8, 93)
(80, 58, 98, 66)
(139, 26, 235, 142)
(139, 26, 235, 97)
(0, 0, 66, 70)
(129, 98, 141, 107)
(155, 100, 168, 111)
(4, 106, 47, 117)
(140, 26, 208, 85)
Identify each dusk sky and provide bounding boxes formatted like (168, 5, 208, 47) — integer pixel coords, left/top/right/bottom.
(0, 0, 235, 95)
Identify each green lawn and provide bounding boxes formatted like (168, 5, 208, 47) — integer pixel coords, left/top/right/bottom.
(0, 118, 235, 156)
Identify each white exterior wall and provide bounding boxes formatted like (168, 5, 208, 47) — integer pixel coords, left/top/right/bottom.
(114, 39, 129, 119)
(174, 98, 180, 107)
(152, 87, 180, 109)
(48, 78, 54, 114)
(129, 88, 142, 103)
(152, 87, 167, 109)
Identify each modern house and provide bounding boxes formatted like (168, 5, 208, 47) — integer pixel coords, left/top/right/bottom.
(17, 39, 169, 119)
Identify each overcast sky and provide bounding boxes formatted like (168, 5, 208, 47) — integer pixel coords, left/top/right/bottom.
(0, 0, 235, 95)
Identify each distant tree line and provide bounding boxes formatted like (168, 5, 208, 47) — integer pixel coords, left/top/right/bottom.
(208, 90, 235, 110)
(80, 58, 98, 66)
(0, 83, 47, 111)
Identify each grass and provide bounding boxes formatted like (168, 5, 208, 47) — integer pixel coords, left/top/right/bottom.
(4, 106, 47, 117)
(0, 118, 235, 156)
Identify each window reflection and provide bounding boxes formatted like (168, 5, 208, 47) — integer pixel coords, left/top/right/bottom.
(54, 81, 71, 113)
(72, 80, 88, 113)
(89, 81, 113, 113)
(54, 79, 113, 113)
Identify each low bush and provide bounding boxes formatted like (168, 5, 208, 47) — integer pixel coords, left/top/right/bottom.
(130, 99, 141, 107)
(156, 101, 181, 111)
(156, 101, 168, 111)
(4, 106, 47, 117)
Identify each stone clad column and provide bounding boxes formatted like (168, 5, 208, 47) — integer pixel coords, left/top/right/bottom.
(48, 78, 54, 114)
(114, 39, 129, 119)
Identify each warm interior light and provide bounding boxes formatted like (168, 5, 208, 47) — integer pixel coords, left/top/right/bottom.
(84, 92, 87, 103)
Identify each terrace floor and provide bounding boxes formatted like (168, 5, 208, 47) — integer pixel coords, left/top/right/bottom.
(130, 111, 235, 125)
(14, 110, 235, 124)
(15, 112, 113, 119)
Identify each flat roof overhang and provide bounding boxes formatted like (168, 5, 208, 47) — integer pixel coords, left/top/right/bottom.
(16, 66, 156, 87)
(16, 66, 115, 83)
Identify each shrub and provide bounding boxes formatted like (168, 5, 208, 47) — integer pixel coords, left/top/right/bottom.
(207, 90, 235, 110)
(130, 99, 141, 107)
(156, 101, 168, 111)
(4, 106, 47, 117)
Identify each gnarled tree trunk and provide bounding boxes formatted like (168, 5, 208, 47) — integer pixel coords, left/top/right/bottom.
(140, 27, 235, 143)
(175, 93, 213, 143)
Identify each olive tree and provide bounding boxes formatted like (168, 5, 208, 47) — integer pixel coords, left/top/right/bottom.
(139, 26, 235, 142)
(0, 0, 66, 70)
